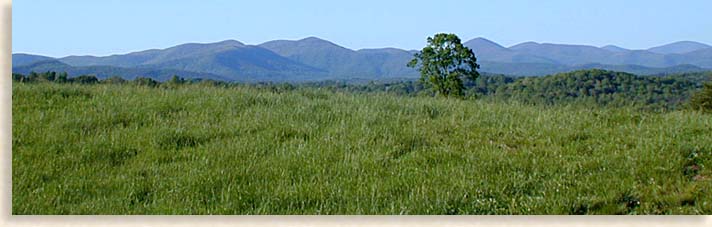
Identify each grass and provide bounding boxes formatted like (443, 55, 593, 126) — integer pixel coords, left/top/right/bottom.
(11, 82, 712, 214)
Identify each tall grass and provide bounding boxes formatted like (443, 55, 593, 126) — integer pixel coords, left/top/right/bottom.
(12, 83, 712, 214)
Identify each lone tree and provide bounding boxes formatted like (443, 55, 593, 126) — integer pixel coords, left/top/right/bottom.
(408, 33, 480, 97)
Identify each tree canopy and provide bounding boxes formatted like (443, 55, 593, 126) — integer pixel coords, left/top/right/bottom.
(408, 33, 480, 97)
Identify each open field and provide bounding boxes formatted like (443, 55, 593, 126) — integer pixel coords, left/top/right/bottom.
(12, 82, 712, 214)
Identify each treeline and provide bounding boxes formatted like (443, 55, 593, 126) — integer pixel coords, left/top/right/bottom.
(12, 72, 213, 88)
(11, 69, 712, 111)
(244, 69, 709, 112)
(12, 71, 100, 84)
(300, 70, 712, 110)
(490, 70, 709, 110)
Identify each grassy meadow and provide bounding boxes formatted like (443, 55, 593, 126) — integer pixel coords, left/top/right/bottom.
(12, 82, 712, 214)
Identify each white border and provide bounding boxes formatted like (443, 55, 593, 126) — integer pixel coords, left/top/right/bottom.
(0, 1, 710, 226)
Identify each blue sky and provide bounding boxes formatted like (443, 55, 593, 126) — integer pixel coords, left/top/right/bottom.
(12, 0, 712, 57)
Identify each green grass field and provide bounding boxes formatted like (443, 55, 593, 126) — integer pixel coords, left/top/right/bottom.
(12, 83, 712, 214)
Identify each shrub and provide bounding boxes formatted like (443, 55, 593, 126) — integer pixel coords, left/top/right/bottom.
(689, 82, 712, 112)
(132, 77, 159, 87)
(12, 73, 26, 82)
(103, 76, 127, 84)
(69, 75, 99, 84)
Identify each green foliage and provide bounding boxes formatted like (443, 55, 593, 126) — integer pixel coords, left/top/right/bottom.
(162, 75, 187, 88)
(492, 69, 703, 110)
(103, 76, 128, 84)
(69, 75, 99, 84)
(168, 75, 185, 84)
(689, 82, 712, 112)
(57, 72, 68, 83)
(12, 73, 26, 82)
(132, 77, 159, 87)
(408, 33, 480, 97)
(12, 82, 712, 214)
(298, 70, 709, 111)
(194, 79, 231, 88)
(46, 71, 57, 81)
(12, 71, 99, 84)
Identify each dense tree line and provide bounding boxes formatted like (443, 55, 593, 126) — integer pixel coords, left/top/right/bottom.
(298, 70, 711, 110)
(11, 72, 221, 88)
(11, 70, 712, 111)
(12, 71, 94, 84)
(492, 69, 709, 110)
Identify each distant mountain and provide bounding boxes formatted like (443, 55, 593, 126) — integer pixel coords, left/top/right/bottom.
(601, 45, 629, 53)
(508, 42, 617, 65)
(647, 41, 712, 54)
(668, 48, 712, 68)
(463, 37, 510, 61)
(136, 45, 326, 81)
(11, 37, 712, 81)
(12, 54, 55, 67)
(471, 39, 711, 68)
(13, 60, 70, 73)
(56, 40, 327, 81)
(354, 48, 418, 78)
(464, 38, 556, 64)
(607, 50, 671, 67)
(259, 37, 362, 76)
(464, 37, 507, 53)
(60, 40, 247, 67)
(259, 37, 417, 79)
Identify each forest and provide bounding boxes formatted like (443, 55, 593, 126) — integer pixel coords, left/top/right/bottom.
(12, 69, 712, 111)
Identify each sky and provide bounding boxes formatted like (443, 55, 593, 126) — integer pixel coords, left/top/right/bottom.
(12, 0, 712, 57)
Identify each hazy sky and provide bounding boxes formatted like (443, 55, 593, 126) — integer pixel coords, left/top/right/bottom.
(13, 0, 712, 57)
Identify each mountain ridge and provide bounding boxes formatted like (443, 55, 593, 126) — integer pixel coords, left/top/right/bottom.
(13, 37, 712, 81)
(647, 41, 712, 54)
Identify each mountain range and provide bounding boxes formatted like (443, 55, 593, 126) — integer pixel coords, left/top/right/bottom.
(12, 37, 712, 81)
